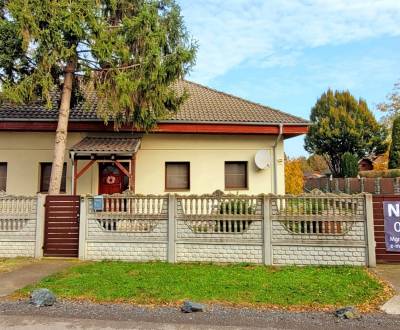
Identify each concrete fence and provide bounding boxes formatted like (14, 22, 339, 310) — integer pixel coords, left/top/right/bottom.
(0, 191, 376, 266)
(0, 194, 42, 258)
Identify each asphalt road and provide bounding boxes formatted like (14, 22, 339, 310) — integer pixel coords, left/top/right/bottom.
(1, 300, 400, 330)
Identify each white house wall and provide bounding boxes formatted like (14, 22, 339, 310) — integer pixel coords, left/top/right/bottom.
(0, 132, 285, 195)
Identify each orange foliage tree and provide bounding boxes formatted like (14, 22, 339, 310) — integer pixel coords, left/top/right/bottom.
(373, 151, 389, 170)
(285, 159, 304, 195)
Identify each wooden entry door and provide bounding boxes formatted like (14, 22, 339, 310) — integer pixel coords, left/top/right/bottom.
(99, 163, 129, 195)
(44, 195, 80, 257)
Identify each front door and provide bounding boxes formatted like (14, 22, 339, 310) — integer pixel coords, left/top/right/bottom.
(99, 163, 129, 195)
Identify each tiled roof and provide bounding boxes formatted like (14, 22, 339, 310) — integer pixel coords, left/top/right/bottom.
(70, 137, 141, 154)
(0, 80, 308, 125)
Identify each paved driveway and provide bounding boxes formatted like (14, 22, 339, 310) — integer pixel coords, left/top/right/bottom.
(374, 264, 400, 292)
(0, 259, 77, 297)
(373, 264, 400, 315)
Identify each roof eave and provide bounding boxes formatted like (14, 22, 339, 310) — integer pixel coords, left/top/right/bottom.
(0, 118, 310, 126)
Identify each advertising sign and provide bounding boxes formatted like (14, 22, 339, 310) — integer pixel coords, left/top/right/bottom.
(383, 201, 400, 252)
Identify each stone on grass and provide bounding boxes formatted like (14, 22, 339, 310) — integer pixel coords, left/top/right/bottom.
(334, 306, 361, 320)
(29, 288, 56, 307)
(181, 301, 205, 313)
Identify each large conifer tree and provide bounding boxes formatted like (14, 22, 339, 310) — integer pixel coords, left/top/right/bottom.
(305, 90, 387, 177)
(0, 0, 196, 194)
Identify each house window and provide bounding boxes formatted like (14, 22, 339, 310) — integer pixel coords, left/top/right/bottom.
(225, 161, 248, 189)
(0, 163, 7, 192)
(40, 163, 67, 193)
(165, 162, 190, 190)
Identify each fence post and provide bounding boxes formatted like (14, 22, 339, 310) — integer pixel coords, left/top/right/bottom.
(364, 194, 376, 267)
(375, 177, 381, 195)
(263, 195, 272, 265)
(395, 177, 400, 195)
(78, 197, 87, 260)
(167, 194, 176, 263)
(360, 177, 365, 193)
(334, 178, 339, 192)
(34, 194, 45, 258)
(345, 178, 350, 194)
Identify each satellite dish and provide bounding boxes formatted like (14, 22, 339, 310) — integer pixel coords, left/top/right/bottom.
(255, 150, 270, 170)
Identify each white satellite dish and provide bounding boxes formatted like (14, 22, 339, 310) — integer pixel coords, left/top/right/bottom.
(255, 150, 270, 170)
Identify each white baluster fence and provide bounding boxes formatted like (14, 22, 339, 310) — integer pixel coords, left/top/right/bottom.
(0, 191, 376, 266)
(0, 194, 42, 258)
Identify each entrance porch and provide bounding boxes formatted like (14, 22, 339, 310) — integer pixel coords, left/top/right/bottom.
(69, 136, 141, 195)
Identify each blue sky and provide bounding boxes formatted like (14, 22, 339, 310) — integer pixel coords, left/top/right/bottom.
(178, 0, 400, 157)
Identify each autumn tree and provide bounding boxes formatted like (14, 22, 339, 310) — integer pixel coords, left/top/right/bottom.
(305, 90, 388, 177)
(285, 159, 304, 195)
(373, 152, 389, 171)
(377, 80, 400, 129)
(307, 154, 328, 172)
(0, 0, 196, 194)
(389, 116, 400, 169)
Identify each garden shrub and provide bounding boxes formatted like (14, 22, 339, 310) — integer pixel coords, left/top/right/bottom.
(285, 159, 304, 194)
(359, 169, 400, 178)
(341, 152, 359, 177)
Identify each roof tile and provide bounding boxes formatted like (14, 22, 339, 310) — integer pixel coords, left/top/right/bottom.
(70, 137, 141, 153)
(0, 80, 308, 125)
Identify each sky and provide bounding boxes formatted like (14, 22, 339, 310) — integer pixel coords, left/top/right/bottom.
(178, 0, 400, 157)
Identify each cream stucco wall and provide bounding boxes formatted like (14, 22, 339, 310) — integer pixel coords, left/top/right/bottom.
(0, 132, 285, 196)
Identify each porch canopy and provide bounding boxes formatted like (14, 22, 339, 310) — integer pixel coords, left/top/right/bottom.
(69, 137, 141, 194)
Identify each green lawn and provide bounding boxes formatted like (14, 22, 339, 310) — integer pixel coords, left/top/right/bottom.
(20, 261, 383, 308)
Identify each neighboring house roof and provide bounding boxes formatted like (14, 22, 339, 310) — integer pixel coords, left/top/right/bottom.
(358, 158, 373, 165)
(0, 80, 308, 125)
(70, 137, 141, 155)
(303, 171, 326, 179)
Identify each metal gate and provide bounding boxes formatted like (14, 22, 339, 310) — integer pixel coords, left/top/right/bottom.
(44, 195, 80, 257)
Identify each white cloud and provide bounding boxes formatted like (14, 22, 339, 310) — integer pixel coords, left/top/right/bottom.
(179, 0, 400, 83)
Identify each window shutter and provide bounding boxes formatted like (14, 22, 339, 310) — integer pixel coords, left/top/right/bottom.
(165, 162, 190, 190)
(0, 163, 7, 192)
(40, 163, 67, 193)
(225, 162, 248, 189)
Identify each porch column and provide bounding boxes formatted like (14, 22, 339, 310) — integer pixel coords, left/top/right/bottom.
(130, 154, 136, 193)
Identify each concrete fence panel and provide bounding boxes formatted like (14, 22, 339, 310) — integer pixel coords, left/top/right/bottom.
(0, 194, 43, 258)
(83, 194, 169, 261)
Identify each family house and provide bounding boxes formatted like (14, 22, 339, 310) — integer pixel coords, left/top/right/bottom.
(0, 82, 378, 267)
(0, 80, 308, 196)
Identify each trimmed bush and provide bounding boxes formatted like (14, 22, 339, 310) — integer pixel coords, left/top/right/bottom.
(341, 152, 359, 177)
(359, 169, 400, 178)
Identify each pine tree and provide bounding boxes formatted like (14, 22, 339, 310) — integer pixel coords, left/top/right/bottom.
(0, 0, 196, 194)
(389, 116, 400, 169)
(305, 90, 388, 177)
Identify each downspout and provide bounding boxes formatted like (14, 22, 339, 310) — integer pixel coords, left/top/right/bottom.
(70, 151, 75, 195)
(272, 124, 283, 194)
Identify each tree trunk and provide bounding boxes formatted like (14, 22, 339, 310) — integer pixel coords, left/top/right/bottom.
(48, 60, 76, 195)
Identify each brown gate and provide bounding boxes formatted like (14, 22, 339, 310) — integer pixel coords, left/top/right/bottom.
(44, 195, 80, 257)
(373, 195, 400, 263)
